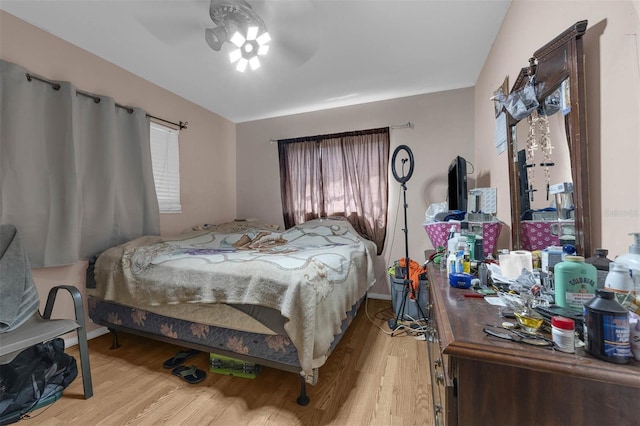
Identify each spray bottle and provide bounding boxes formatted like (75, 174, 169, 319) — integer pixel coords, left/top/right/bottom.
(447, 225, 459, 258)
(447, 250, 458, 276)
(616, 232, 640, 313)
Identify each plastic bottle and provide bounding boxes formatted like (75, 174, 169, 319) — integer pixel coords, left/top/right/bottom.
(460, 221, 469, 237)
(585, 248, 613, 289)
(457, 238, 467, 255)
(604, 261, 635, 307)
(583, 289, 630, 364)
(462, 247, 471, 273)
(447, 249, 459, 276)
(551, 316, 575, 353)
(531, 251, 541, 269)
(439, 250, 448, 272)
(447, 228, 461, 258)
(466, 234, 476, 261)
(554, 255, 597, 309)
(561, 244, 576, 260)
(474, 235, 484, 261)
(447, 225, 457, 244)
(616, 232, 640, 294)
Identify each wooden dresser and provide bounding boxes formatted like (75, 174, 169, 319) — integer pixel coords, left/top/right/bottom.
(426, 267, 639, 426)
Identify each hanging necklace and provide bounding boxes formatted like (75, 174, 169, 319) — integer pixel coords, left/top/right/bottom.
(526, 110, 539, 202)
(537, 112, 555, 200)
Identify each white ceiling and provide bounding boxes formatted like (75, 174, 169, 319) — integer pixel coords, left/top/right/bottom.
(0, 0, 511, 123)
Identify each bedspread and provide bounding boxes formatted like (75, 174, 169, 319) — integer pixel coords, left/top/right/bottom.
(94, 219, 377, 380)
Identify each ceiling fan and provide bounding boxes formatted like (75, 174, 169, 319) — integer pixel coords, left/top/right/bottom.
(204, 0, 271, 72)
(136, 0, 319, 71)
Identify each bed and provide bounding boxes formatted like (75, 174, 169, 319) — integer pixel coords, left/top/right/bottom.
(87, 218, 377, 404)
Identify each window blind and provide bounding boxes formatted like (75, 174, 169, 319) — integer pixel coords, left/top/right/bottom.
(150, 122, 181, 213)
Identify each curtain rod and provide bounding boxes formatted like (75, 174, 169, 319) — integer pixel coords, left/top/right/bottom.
(390, 122, 413, 129)
(25, 72, 188, 130)
(269, 121, 413, 143)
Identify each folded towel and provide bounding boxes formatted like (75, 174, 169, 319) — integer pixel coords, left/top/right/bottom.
(0, 224, 40, 333)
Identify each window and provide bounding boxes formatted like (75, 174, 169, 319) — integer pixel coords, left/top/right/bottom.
(150, 122, 181, 213)
(277, 128, 390, 254)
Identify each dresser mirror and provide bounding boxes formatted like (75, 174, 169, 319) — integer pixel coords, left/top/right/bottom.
(506, 20, 591, 256)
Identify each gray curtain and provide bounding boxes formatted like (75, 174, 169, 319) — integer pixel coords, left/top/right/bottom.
(0, 59, 160, 267)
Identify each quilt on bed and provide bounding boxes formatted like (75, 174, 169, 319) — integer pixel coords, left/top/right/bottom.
(94, 219, 377, 380)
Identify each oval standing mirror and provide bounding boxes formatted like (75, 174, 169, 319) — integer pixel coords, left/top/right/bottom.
(506, 20, 591, 256)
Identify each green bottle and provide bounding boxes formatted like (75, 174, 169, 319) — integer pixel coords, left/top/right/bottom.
(554, 255, 597, 309)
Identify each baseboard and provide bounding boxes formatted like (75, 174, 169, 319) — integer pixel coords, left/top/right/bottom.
(88, 326, 110, 340)
(63, 326, 109, 348)
(367, 292, 391, 301)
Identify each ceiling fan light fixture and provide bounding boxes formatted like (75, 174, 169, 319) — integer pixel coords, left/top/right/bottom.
(229, 48, 242, 63)
(207, 1, 271, 72)
(246, 26, 259, 41)
(230, 31, 246, 48)
(256, 31, 271, 46)
(236, 58, 249, 72)
(205, 27, 228, 51)
(249, 56, 261, 70)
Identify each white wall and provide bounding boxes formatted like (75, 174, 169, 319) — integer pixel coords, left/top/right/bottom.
(237, 89, 476, 296)
(475, 0, 640, 258)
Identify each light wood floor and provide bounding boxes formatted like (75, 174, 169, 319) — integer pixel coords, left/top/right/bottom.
(26, 299, 433, 425)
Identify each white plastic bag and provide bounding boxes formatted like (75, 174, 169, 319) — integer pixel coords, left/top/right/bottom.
(425, 202, 448, 223)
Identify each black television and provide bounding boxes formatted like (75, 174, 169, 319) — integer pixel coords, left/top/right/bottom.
(447, 156, 468, 211)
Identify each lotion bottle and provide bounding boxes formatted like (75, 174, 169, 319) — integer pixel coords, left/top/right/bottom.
(604, 261, 636, 308)
(616, 232, 640, 313)
(447, 227, 460, 259)
(616, 232, 640, 285)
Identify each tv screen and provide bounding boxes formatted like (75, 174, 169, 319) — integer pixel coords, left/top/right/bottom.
(447, 156, 468, 211)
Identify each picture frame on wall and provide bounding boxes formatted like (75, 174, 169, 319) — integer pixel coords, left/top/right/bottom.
(492, 75, 510, 118)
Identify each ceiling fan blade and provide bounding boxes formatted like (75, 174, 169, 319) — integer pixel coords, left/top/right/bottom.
(134, 0, 210, 46)
(137, 16, 204, 45)
(253, 0, 320, 66)
(271, 35, 318, 67)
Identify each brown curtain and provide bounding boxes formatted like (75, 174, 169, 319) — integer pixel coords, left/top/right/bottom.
(278, 127, 390, 254)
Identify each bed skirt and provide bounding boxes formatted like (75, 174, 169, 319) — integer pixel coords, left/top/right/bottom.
(87, 294, 366, 385)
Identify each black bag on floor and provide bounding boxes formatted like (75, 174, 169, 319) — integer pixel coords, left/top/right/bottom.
(0, 338, 77, 424)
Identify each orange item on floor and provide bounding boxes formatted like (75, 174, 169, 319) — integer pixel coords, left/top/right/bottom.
(397, 258, 426, 299)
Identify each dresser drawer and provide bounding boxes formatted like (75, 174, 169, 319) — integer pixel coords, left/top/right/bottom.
(427, 328, 447, 425)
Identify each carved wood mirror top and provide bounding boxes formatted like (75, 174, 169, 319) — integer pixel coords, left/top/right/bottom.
(506, 20, 591, 256)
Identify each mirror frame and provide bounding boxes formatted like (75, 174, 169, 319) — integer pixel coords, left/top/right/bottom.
(506, 20, 591, 257)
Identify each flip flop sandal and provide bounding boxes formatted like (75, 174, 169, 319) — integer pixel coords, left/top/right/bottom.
(171, 365, 206, 384)
(162, 348, 200, 369)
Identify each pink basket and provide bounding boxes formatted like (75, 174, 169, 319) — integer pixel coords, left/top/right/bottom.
(520, 221, 560, 251)
(424, 221, 503, 258)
